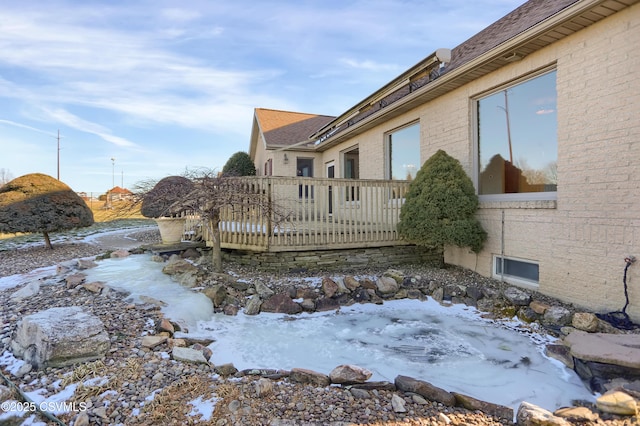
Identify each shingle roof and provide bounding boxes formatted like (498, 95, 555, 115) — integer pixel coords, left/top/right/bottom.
(255, 108, 335, 148)
(311, 0, 583, 143)
(447, 0, 578, 71)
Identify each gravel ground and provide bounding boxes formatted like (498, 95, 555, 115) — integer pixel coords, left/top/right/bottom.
(0, 228, 636, 425)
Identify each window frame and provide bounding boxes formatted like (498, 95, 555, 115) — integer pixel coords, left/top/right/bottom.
(472, 65, 558, 203)
(384, 120, 420, 181)
(492, 255, 540, 289)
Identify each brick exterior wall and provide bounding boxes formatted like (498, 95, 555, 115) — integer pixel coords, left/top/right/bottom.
(319, 4, 640, 321)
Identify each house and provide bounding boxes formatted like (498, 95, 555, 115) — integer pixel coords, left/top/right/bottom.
(250, 108, 335, 178)
(248, 0, 640, 321)
(107, 186, 133, 202)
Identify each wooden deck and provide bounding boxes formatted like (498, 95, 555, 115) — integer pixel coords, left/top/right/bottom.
(183, 176, 411, 252)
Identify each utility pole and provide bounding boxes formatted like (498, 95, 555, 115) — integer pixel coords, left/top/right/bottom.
(57, 130, 60, 180)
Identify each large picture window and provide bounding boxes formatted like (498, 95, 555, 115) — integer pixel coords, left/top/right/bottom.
(386, 122, 420, 180)
(477, 70, 557, 198)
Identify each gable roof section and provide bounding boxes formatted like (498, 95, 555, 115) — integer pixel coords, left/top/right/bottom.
(255, 108, 335, 148)
(310, 0, 637, 149)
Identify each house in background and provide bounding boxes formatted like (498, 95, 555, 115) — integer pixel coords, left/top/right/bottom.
(248, 0, 640, 321)
(249, 108, 335, 178)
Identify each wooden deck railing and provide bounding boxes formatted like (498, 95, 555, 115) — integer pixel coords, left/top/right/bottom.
(189, 176, 411, 252)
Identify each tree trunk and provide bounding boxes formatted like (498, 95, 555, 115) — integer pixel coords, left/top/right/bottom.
(210, 215, 222, 273)
(43, 231, 53, 250)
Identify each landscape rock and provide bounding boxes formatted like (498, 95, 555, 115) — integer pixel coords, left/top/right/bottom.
(110, 249, 130, 258)
(289, 368, 330, 387)
(376, 276, 399, 295)
(76, 258, 98, 269)
(554, 406, 600, 422)
(260, 293, 302, 314)
(65, 273, 85, 289)
(452, 392, 513, 421)
(544, 344, 574, 369)
(321, 277, 339, 298)
(255, 377, 273, 397)
(254, 281, 275, 299)
(571, 312, 600, 332)
(171, 347, 208, 364)
(214, 363, 238, 376)
(10, 306, 109, 368)
(162, 258, 198, 275)
(543, 306, 572, 326)
(394, 375, 455, 406)
(203, 285, 228, 307)
(10, 281, 40, 301)
(391, 394, 406, 412)
(564, 331, 640, 369)
(517, 401, 571, 426)
(244, 295, 262, 315)
(530, 300, 551, 315)
(343, 276, 360, 291)
(81, 282, 104, 293)
(596, 391, 638, 416)
(503, 287, 531, 306)
(141, 335, 167, 348)
(328, 364, 372, 384)
(350, 388, 370, 399)
(157, 318, 175, 335)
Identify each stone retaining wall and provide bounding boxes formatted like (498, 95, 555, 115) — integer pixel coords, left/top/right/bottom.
(221, 245, 443, 271)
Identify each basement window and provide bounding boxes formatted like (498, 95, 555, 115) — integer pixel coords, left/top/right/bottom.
(493, 255, 539, 287)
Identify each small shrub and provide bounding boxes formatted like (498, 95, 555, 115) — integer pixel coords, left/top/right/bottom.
(222, 151, 256, 176)
(397, 150, 487, 253)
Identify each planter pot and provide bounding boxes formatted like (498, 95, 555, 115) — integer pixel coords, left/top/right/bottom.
(154, 217, 186, 244)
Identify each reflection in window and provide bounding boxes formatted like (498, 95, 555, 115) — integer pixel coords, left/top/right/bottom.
(477, 71, 557, 195)
(387, 123, 420, 180)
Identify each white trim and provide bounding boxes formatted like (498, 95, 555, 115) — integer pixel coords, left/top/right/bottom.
(492, 255, 540, 290)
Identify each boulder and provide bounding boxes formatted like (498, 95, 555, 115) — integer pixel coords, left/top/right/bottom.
(171, 347, 208, 364)
(162, 259, 198, 276)
(394, 375, 455, 406)
(141, 335, 167, 349)
(110, 250, 130, 258)
(530, 300, 551, 315)
(554, 406, 600, 422)
(329, 364, 372, 384)
(244, 295, 262, 315)
(77, 259, 98, 269)
(65, 273, 86, 289)
(563, 331, 640, 370)
(255, 377, 273, 397)
(517, 401, 571, 426)
(391, 394, 406, 412)
(376, 276, 399, 295)
(321, 277, 339, 298)
(543, 306, 572, 326)
(503, 287, 531, 306)
(11, 306, 109, 368)
(596, 391, 638, 416)
(254, 281, 275, 299)
(343, 276, 360, 291)
(571, 312, 599, 332)
(214, 363, 238, 376)
(314, 297, 340, 312)
(10, 281, 40, 301)
(452, 392, 513, 421)
(81, 282, 105, 294)
(289, 368, 330, 387)
(261, 293, 302, 314)
(203, 285, 228, 307)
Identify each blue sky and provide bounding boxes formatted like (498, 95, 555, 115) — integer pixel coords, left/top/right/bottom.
(0, 0, 524, 194)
